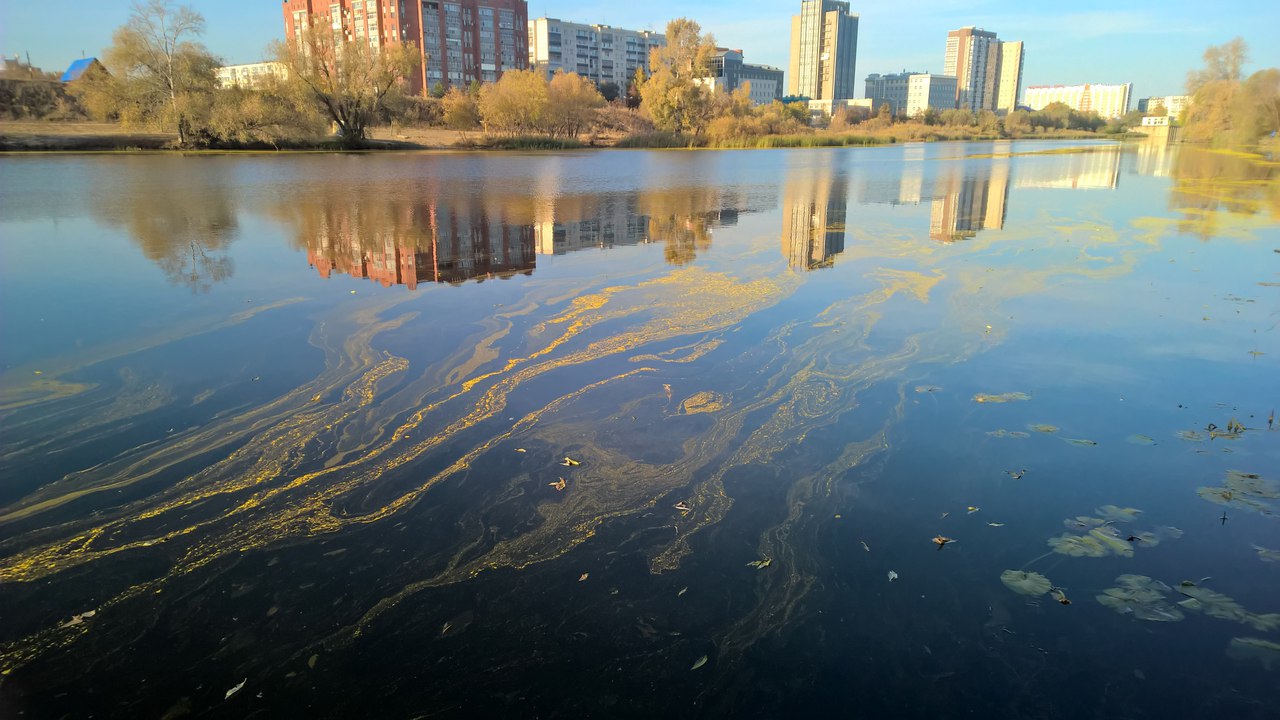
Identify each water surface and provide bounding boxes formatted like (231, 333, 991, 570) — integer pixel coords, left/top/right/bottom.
(1, 142, 1278, 718)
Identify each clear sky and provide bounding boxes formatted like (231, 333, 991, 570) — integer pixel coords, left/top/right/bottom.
(1, 0, 1277, 98)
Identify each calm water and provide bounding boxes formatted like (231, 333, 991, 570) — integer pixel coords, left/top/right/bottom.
(1, 142, 1278, 719)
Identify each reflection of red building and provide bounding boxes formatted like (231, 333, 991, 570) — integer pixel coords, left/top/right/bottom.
(306, 203, 535, 290)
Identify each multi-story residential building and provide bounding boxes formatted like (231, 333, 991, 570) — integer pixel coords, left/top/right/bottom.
(864, 72, 915, 115)
(1024, 83, 1132, 119)
(906, 73, 958, 116)
(996, 40, 1023, 112)
(788, 0, 859, 101)
(944, 27, 1023, 112)
(930, 162, 1009, 243)
(701, 49, 784, 105)
(1137, 95, 1190, 117)
(866, 71, 957, 116)
(282, 0, 529, 95)
(527, 18, 665, 88)
(215, 61, 289, 89)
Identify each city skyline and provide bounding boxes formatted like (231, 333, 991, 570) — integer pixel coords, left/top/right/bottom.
(1, 1, 1276, 98)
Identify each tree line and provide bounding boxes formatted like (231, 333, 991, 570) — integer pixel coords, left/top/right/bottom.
(56, 4, 1280, 149)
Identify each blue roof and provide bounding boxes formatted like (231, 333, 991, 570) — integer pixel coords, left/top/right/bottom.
(61, 58, 100, 83)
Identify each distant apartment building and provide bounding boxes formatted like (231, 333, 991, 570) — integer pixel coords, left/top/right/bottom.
(1137, 95, 1190, 117)
(282, 0, 529, 95)
(944, 27, 1023, 112)
(996, 40, 1023, 112)
(527, 18, 664, 88)
(215, 61, 289, 88)
(866, 71, 957, 116)
(701, 49, 784, 105)
(930, 162, 1009, 243)
(1024, 83, 1132, 119)
(788, 0, 859, 101)
(907, 74, 958, 116)
(783, 166, 847, 270)
(864, 72, 913, 115)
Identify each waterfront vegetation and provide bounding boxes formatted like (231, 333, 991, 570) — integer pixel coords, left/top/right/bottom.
(1, 6, 1277, 152)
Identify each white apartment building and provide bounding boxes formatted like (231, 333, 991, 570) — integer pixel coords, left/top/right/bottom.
(215, 61, 289, 89)
(1140, 95, 1190, 117)
(906, 74, 959, 116)
(1024, 83, 1132, 119)
(527, 18, 665, 88)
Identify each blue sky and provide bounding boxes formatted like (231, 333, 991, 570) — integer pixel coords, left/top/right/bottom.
(2, 1, 1276, 98)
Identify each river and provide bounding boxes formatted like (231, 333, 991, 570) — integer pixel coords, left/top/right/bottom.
(1, 141, 1278, 718)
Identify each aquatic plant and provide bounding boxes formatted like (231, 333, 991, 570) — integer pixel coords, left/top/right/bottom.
(1000, 569, 1052, 596)
(1227, 637, 1280, 671)
(1096, 575, 1185, 622)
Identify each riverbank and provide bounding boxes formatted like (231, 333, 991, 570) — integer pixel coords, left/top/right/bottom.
(0, 119, 1139, 153)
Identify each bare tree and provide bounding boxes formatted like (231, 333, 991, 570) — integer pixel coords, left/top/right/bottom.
(74, 0, 219, 145)
(275, 30, 417, 147)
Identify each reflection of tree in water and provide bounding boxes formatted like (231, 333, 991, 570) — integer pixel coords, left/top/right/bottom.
(1169, 148, 1280, 240)
(636, 187, 727, 266)
(90, 162, 238, 292)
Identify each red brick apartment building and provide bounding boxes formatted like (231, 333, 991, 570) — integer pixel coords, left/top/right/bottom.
(282, 0, 528, 95)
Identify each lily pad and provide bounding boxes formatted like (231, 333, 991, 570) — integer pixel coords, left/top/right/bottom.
(1254, 545, 1280, 563)
(1126, 434, 1157, 446)
(1048, 533, 1109, 558)
(1096, 575, 1185, 622)
(1176, 583, 1280, 631)
(1000, 569, 1052, 596)
(1028, 424, 1059, 433)
(1196, 470, 1279, 517)
(1096, 505, 1143, 522)
(987, 429, 1030, 439)
(1061, 437, 1099, 447)
(1227, 637, 1280, 671)
(1063, 516, 1107, 531)
(1176, 430, 1206, 442)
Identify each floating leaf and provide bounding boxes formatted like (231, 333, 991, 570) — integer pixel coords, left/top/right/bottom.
(1050, 588, 1072, 605)
(746, 558, 773, 569)
(1176, 583, 1280, 631)
(860, 541, 870, 552)
(1096, 575, 1184, 622)
(1089, 526, 1135, 557)
(933, 535, 955, 549)
(967, 506, 980, 514)
(1004, 469, 1026, 480)
(1227, 637, 1280, 671)
(915, 385, 943, 394)
(59, 609, 97, 629)
(888, 570, 899, 582)
(1048, 533, 1109, 558)
(1254, 545, 1280, 563)
(1063, 516, 1107, 531)
(578, 573, 589, 582)
(691, 655, 708, 670)
(974, 392, 1031, 404)
(1126, 434, 1157, 446)
(1028, 424, 1059, 433)
(225, 678, 247, 701)
(1000, 570, 1052, 596)
(549, 478, 567, 491)
(1196, 470, 1279, 516)
(1061, 437, 1099, 447)
(1097, 505, 1143, 522)
(987, 522, 1006, 527)
(560, 456, 582, 467)
(987, 429, 1030, 439)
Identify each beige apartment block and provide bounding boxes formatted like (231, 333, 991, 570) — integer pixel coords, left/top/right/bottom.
(527, 17, 665, 88)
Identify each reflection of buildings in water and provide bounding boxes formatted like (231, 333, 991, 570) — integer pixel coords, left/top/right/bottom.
(534, 195, 651, 255)
(929, 162, 1010, 243)
(783, 169, 848, 270)
(1013, 150, 1120, 190)
(306, 202, 535, 290)
(1127, 140, 1175, 178)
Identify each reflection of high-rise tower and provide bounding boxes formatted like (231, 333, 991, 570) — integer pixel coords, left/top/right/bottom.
(783, 167, 848, 269)
(929, 163, 1010, 243)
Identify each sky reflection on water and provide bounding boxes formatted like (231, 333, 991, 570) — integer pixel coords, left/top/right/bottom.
(0, 141, 1277, 719)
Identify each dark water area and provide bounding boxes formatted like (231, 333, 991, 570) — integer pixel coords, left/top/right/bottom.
(1, 141, 1278, 719)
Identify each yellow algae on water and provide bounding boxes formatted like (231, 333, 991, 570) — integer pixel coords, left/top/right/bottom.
(679, 392, 726, 415)
(973, 392, 1031, 404)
